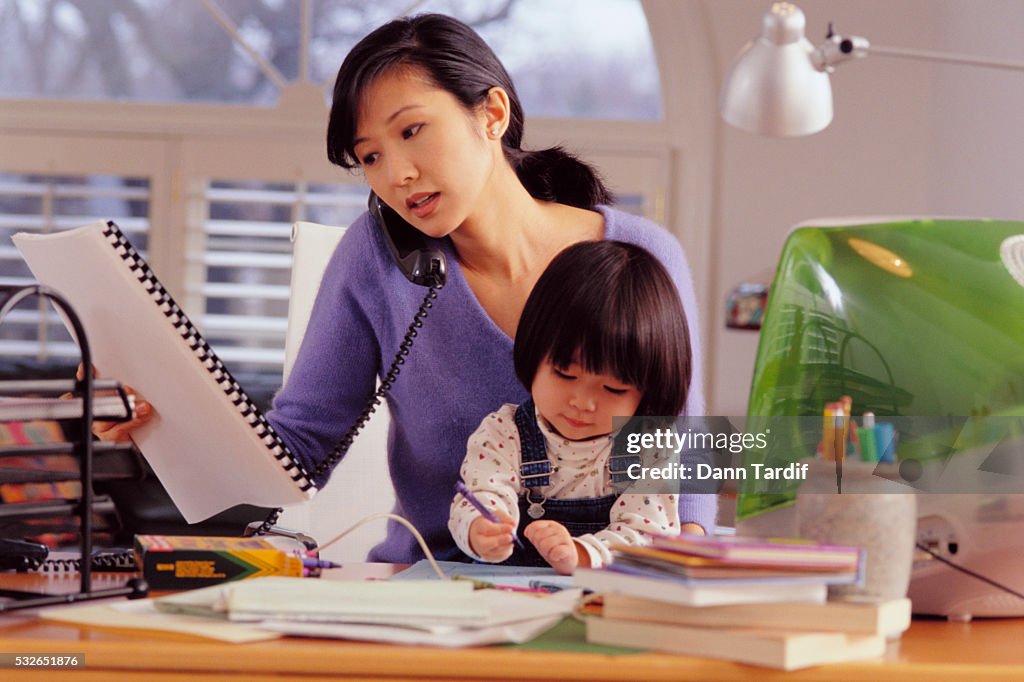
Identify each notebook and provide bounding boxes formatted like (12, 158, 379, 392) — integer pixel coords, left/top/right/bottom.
(585, 616, 886, 671)
(648, 534, 862, 568)
(12, 220, 316, 522)
(573, 566, 828, 607)
(601, 594, 912, 637)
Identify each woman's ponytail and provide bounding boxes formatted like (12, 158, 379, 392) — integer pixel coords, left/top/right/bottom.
(506, 146, 613, 209)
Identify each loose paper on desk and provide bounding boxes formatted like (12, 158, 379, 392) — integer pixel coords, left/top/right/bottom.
(256, 584, 581, 647)
(13, 221, 314, 522)
(225, 579, 489, 626)
(39, 600, 281, 643)
(158, 576, 580, 647)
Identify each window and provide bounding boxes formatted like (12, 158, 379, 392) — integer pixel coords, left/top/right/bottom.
(1, 0, 674, 406)
(192, 179, 367, 374)
(0, 173, 150, 365)
(1, 0, 660, 119)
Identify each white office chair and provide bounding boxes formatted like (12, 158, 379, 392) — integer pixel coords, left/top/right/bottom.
(277, 221, 395, 561)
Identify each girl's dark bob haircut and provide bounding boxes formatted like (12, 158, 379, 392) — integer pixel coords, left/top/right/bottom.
(326, 13, 611, 209)
(514, 240, 692, 417)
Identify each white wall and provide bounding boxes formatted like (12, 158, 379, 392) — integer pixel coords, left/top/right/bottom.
(700, 0, 952, 414)
(928, 0, 1024, 220)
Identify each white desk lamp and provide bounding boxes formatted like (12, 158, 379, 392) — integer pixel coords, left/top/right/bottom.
(720, 2, 1024, 136)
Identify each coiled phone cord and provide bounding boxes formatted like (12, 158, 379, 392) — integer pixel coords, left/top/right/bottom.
(252, 284, 441, 537)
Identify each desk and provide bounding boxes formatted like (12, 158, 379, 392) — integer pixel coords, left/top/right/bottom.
(1, 564, 1023, 681)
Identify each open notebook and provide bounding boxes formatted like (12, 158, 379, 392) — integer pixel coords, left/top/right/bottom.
(13, 220, 315, 522)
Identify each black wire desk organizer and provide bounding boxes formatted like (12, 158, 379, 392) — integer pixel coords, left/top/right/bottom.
(0, 285, 148, 611)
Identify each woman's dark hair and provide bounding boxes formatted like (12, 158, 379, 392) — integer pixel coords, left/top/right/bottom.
(326, 13, 612, 209)
(514, 241, 692, 417)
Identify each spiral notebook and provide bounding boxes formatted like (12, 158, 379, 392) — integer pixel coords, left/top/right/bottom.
(12, 221, 316, 522)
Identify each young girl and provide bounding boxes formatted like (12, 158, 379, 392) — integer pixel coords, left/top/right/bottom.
(450, 240, 710, 574)
(98, 14, 715, 562)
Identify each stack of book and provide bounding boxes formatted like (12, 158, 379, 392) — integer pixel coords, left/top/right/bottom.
(575, 534, 910, 671)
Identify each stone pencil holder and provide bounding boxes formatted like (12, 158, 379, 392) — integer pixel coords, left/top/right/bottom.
(797, 491, 917, 601)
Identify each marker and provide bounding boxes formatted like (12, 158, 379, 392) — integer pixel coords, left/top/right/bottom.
(858, 425, 879, 461)
(452, 575, 550, 594)
(455, 481, 525, 550)
(842, 396, 860, 458)
(875, 422, 897, 463)
(528, 580, 566, 593)
(301, 557, 341, 569)
(834, 413, 844, 494)
(822, 403, 836, 461)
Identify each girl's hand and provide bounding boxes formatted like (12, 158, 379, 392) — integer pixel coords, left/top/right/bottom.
(680, 522, 706, 536)
(524, 520, 585, 575)
(468, 511, 516, 563)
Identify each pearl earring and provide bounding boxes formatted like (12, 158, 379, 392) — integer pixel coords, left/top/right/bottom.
(491, 126, 501, 137)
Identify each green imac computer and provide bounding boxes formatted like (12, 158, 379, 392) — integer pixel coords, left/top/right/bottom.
(740, 217, 1024, 620)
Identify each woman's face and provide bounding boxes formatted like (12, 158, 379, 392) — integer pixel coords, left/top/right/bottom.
(353, 69, 496, 239)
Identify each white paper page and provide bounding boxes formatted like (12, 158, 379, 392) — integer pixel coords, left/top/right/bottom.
(263, 614, 565, 647)
(224, 577, 488, 625)
(39, 600, 281, 643)
(13, 222, 312, 521)
(261, 589, 581, 648)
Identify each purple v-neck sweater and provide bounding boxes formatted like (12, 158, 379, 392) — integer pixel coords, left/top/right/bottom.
(268, 205, 715, 563)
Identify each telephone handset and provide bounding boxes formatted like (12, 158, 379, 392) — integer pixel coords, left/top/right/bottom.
(368, 192, 447, 288)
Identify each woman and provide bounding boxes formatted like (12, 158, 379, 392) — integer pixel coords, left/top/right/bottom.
(102, 14, 714, 562)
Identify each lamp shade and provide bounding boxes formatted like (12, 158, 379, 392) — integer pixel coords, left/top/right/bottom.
(719, 3, 833, 136)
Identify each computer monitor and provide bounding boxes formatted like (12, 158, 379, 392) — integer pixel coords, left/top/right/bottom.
(740, 217, 1024, 619)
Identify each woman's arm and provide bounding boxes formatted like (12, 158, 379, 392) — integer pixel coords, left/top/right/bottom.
(267, 215, 386, 487)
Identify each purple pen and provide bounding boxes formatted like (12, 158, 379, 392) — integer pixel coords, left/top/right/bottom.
(456, 481, 525, 550)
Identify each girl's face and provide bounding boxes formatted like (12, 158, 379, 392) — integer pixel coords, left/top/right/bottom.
(352, 69, 497, 239)
(531, 359, 642, 441)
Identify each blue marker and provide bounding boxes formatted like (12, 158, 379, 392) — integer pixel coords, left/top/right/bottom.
(456, 481, 525, 550)
(875, 422, 897, 463)
(301, 557, 341, 569)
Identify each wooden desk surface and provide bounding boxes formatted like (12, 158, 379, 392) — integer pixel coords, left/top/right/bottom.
(2, 565, 1023, 681)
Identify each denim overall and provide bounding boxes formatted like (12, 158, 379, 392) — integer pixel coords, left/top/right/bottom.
(500, 399, 639, 567)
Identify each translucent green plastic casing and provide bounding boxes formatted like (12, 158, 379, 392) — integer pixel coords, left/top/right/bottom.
(738, 219, 1024, 519)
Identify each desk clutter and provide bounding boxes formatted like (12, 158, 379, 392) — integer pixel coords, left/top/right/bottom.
(26, 531, 912, 670)
(40, 573, 582, 648)
(576, 533, 910, 670)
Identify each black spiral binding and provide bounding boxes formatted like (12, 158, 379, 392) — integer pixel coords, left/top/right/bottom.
(99, 221, 315, 495)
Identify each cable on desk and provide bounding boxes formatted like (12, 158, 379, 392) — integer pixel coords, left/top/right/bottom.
(916, 542, 1024, 601)
(319, 512, 449, 580)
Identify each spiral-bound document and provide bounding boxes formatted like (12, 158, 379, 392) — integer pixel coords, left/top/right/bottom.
(13, 221, 316, 522)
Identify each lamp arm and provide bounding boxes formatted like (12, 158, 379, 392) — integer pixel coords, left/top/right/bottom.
(813, 31, 1024, 73)
(868, 44, 1024, 73)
